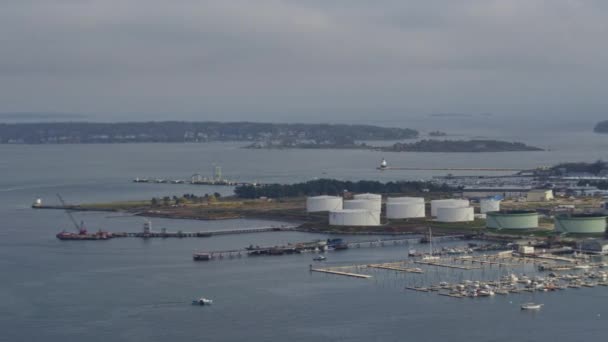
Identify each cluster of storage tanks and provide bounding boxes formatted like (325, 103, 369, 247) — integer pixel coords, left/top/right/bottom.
(307, 194, 607, 233)
(484, 210, 607, 234)
(306, 194, 382, 226)
(307, 194, 482, 226)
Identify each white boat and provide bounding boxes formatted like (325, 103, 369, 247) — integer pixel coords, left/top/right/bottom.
(521, 302, 543, 310)
(313, 255, 326, 261)
(192, 297, 213, 306)
(573, 264, 591, 270)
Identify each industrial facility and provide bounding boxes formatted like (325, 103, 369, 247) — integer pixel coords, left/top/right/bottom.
(306, 196, 343, 213)
(486, 210, 539, 230)
(554, 214, 607, 234)
(329, 209, 381, 226)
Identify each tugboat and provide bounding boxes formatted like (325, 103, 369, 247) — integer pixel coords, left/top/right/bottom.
(192, 297, 213, 306)
(54, 194, 111, 240)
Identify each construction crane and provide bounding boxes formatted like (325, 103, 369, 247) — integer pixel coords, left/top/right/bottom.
(56, 193, 87, 235)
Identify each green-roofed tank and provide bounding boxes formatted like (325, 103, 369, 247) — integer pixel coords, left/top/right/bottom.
(554, 214, 607, 234)
(486, 210, 539, 230)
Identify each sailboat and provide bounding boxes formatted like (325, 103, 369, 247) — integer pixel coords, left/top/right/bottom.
(422, 227, 440, 261)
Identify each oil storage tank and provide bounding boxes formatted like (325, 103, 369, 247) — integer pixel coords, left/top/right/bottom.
(344, 199, 381, 212)
(306, 195, 343, 212)
(554, 214, 607, 234)
(431, 199, 469, 216)
(386, 202, 425, 219)
(329, 209, 380, 226)
(486, 210, 538, 229)
(436, 207, 474, 222)
(480, 198, 501, 214)
(387, 197, 425, 204)
(354, 193, 382, 201)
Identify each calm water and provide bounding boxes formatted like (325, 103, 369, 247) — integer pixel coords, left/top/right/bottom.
(2, 122, 608, 341)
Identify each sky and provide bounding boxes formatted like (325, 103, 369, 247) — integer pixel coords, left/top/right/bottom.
(1, 0, 608, 123)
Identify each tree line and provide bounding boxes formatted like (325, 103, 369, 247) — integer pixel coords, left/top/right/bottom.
(234, 179, 457, 199)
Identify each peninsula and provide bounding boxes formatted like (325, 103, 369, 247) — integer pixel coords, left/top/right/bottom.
(0, 121, 418, 144)
(381, 139, 543, 152)
(248, 139, 543, 152)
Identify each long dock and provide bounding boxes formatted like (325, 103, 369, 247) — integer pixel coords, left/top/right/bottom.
(380, 167, 521, 172)
(415, 260, 481, 270)
(310, 268, 372, 279)
(367, 263, 424, 273)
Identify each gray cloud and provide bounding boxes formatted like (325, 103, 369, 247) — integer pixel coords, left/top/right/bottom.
(1, 0, 608, 121)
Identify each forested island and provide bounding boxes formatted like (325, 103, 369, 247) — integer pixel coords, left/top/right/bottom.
(0, 121, 418, 144)
(594, 121, 608, 134)
(381, 139, 543, 152)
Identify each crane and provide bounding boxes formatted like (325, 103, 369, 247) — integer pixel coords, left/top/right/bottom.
(56, 193, 87, 234)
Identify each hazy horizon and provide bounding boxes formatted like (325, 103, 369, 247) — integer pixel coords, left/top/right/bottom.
(2, 1, 608, 122)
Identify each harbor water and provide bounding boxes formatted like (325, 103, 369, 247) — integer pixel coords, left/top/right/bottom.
(2, 119, 608, 341)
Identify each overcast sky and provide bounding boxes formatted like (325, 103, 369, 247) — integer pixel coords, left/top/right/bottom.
(1, 0, 608, 122)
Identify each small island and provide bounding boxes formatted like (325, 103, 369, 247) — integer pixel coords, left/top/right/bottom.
(593, 120, 608, 134)
(380, 139, 543, 153)
(428, 131, 447, 137)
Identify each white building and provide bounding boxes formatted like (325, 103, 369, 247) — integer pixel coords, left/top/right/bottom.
(527, 189, 554, 202)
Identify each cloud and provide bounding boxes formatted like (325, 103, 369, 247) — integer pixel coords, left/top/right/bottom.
(1, 0, 607, 120)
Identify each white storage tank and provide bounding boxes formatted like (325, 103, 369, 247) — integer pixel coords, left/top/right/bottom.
(386, 202, 425, 219)
(480, 198, 501, 214)
(431, 199, 470, 216)
(387, 197, 425, 204)
(306, 195, 343, 212)
(354, 193, 382, 201)
(436, 207, 474, 222)
(344, 199, 381, 212)
(329, 209, 380, 226)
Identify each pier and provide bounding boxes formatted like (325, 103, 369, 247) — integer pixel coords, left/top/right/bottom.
(414, 260, 481, 270)
(367, 263, 424, 273)
(379, 167, 522, 172)
(310, 266, 372, 279)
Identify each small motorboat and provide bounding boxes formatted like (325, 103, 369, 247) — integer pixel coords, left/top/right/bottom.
(313, 255, 326, 261)
(520, 302, 543, 310)
(192, 297, 213, 306)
